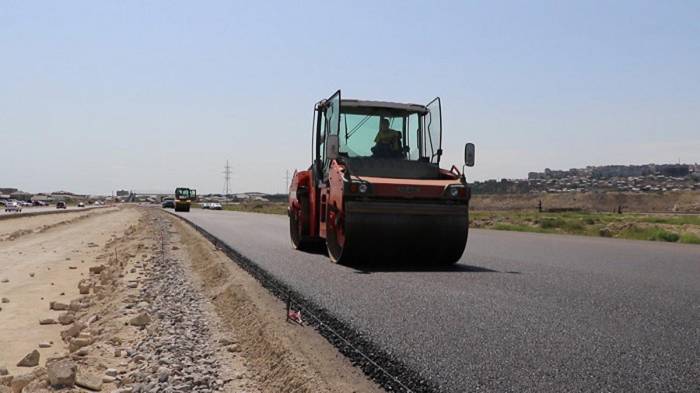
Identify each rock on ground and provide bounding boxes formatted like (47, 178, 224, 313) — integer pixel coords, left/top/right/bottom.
(78, 279, 92, 295)
(16, 350, 39, 367)
(10, 367, 46, 393)
(75, 370, 102, 391)
(68, 338, 91, 353)
(60, 322, 85, 341)
(57, 312, 75, 325)
(128, 312, 150, 327)
(49, 301, 69, 311)
(47, 359, 76, 388)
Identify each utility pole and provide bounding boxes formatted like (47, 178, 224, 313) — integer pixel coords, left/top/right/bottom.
(223, 161, 232, 197)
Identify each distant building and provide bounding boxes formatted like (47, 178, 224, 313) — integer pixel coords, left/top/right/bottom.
(477, 163, 697, 195)
(32, 194, 52, 203)
(51, 192, 87, 201)
(234, 192, 268, 200)
(10, 191, 32, 201)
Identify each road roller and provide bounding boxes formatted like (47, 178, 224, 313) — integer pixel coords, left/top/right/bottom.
(288, 90, 475, 265)
(174, 187, 196, 212)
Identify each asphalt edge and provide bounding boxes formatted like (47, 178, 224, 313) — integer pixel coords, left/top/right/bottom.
(166, 209, 441, 393)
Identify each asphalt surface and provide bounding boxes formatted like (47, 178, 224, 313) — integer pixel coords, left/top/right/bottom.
(175, 208, 700, 393)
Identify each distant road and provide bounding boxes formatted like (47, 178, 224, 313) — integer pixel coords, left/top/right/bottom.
(175, 208, 700, 393)
(0, 206, 93, 218)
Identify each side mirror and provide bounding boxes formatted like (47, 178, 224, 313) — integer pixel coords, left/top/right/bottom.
(464, 143, 475, 167)
(326, 135, 339, 160)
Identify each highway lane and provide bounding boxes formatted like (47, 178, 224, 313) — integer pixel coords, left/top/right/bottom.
(0, 205, 89, 217)
(175, 208, 700, 393)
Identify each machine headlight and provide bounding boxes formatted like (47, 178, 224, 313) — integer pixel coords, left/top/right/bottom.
(445, 184, 466, 198)
(348, 181, 371, 195)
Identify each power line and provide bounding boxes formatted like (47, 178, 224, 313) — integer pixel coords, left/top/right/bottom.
(223, 161, 232, 196)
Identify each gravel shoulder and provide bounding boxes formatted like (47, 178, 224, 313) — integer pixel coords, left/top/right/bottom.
(165, 209, 383, 393)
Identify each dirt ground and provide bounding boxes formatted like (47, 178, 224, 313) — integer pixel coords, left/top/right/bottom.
(0, 207, 129, 374)
(0, 206, 382, 393)
(471, 191, 700, 213)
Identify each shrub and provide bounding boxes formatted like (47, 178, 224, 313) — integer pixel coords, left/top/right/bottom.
(598, 228, 613, 237)
(679, 233, 700, 244)
(619, 225, 680, 242)
(651, 230, 680, 242)
(538, 218, 565, 229)
(493, 223, 532, 232)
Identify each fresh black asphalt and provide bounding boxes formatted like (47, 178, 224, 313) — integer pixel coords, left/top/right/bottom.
(175, 209, 700, 393)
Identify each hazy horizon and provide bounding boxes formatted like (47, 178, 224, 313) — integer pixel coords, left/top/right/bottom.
(2, 1, 698, 195)
(4, 159, 700, 197)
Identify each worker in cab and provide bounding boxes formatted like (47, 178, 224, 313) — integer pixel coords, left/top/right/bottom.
(372, 118, 403, 158)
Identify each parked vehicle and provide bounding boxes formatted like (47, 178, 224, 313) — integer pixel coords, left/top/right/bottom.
(78, 202, 85, 207)
(162, 199, 175, 209)
(33, 200, 48, 206)
(201, 203, 210, 209)
(56, 201, 67, 209)
(209, 203, 223, 210)
(4, 201, 22, 212)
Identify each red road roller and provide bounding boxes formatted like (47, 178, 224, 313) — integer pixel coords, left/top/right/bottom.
(288, 90, 475, 265)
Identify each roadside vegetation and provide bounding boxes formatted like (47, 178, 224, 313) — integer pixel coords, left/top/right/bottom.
(195, 202, 287, 215)
(471, 210, 700, 244)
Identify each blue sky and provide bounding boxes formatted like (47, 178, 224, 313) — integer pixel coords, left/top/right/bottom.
(1, 1, 698, 194)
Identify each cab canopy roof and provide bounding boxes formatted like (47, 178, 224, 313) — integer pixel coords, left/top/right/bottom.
(319, 98, 428, 115)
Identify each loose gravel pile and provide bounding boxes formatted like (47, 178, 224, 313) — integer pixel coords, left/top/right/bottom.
(124, 220, 225, 393)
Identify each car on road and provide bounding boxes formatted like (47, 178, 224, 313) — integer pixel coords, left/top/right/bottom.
(209, 202, 223, 210)
(78, 202, 85, 207)
(162, 199, 175, 209)
(201, 202, 210, 209)
(4, 201, 22, 212)
(56, 201, 67, 209)
(33, 200, 47, 206)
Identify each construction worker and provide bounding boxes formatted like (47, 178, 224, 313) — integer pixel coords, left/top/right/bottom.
(372, 118, 402, 158)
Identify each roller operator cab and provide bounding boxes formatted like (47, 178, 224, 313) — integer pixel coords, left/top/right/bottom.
(174, 187, 196, 212)
(288, 90, 476, 265)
